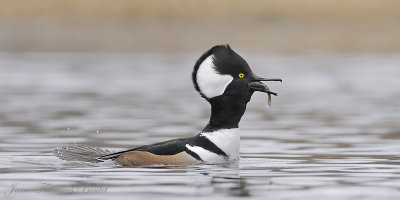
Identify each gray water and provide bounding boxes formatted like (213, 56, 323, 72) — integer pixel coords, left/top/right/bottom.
(0, 51, 399, 200)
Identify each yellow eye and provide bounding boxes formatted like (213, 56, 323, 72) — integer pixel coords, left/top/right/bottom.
(238, 73, 245, 78)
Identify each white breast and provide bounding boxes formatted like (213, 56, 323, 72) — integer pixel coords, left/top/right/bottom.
(185, 145, 227, 164)
(186, 128, 240, 164)
(201, 128, 240, 159)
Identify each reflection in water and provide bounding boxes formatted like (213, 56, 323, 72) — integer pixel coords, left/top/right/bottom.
(0, 52, 399, 200)
(193, 164, 250, 197)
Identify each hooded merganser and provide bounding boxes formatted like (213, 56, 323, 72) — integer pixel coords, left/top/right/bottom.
(54, 45, 281, 166)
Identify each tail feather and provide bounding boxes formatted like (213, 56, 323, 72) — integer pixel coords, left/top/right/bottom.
(54, 145, 112, 163)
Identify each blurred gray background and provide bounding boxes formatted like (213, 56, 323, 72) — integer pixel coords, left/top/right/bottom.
(1, 0, 399, 52)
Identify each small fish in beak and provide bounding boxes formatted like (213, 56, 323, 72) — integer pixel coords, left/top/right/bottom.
(249, 77, 282, 107)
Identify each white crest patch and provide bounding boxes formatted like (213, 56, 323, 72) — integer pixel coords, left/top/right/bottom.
(200, 128, 240, 160)
(196, 55, 233, 98)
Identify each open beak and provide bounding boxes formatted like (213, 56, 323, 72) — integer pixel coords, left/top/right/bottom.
(249, 75, 282, 96)
(249, 75, 282, 107)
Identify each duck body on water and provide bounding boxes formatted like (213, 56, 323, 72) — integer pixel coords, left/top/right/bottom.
(54, 45, 282, 166)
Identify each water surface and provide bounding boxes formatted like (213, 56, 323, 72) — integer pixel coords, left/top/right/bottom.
(0, 52, 399, 200)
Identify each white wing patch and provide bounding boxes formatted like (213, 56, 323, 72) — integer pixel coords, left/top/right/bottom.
(196, 55, 233, 98)
(200, 128, 240, 160)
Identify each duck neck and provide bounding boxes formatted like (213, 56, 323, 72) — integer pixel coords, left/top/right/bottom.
(202, 96, 247, 132)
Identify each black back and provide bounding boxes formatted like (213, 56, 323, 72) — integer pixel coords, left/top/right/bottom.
(97, 134, 228, 161)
